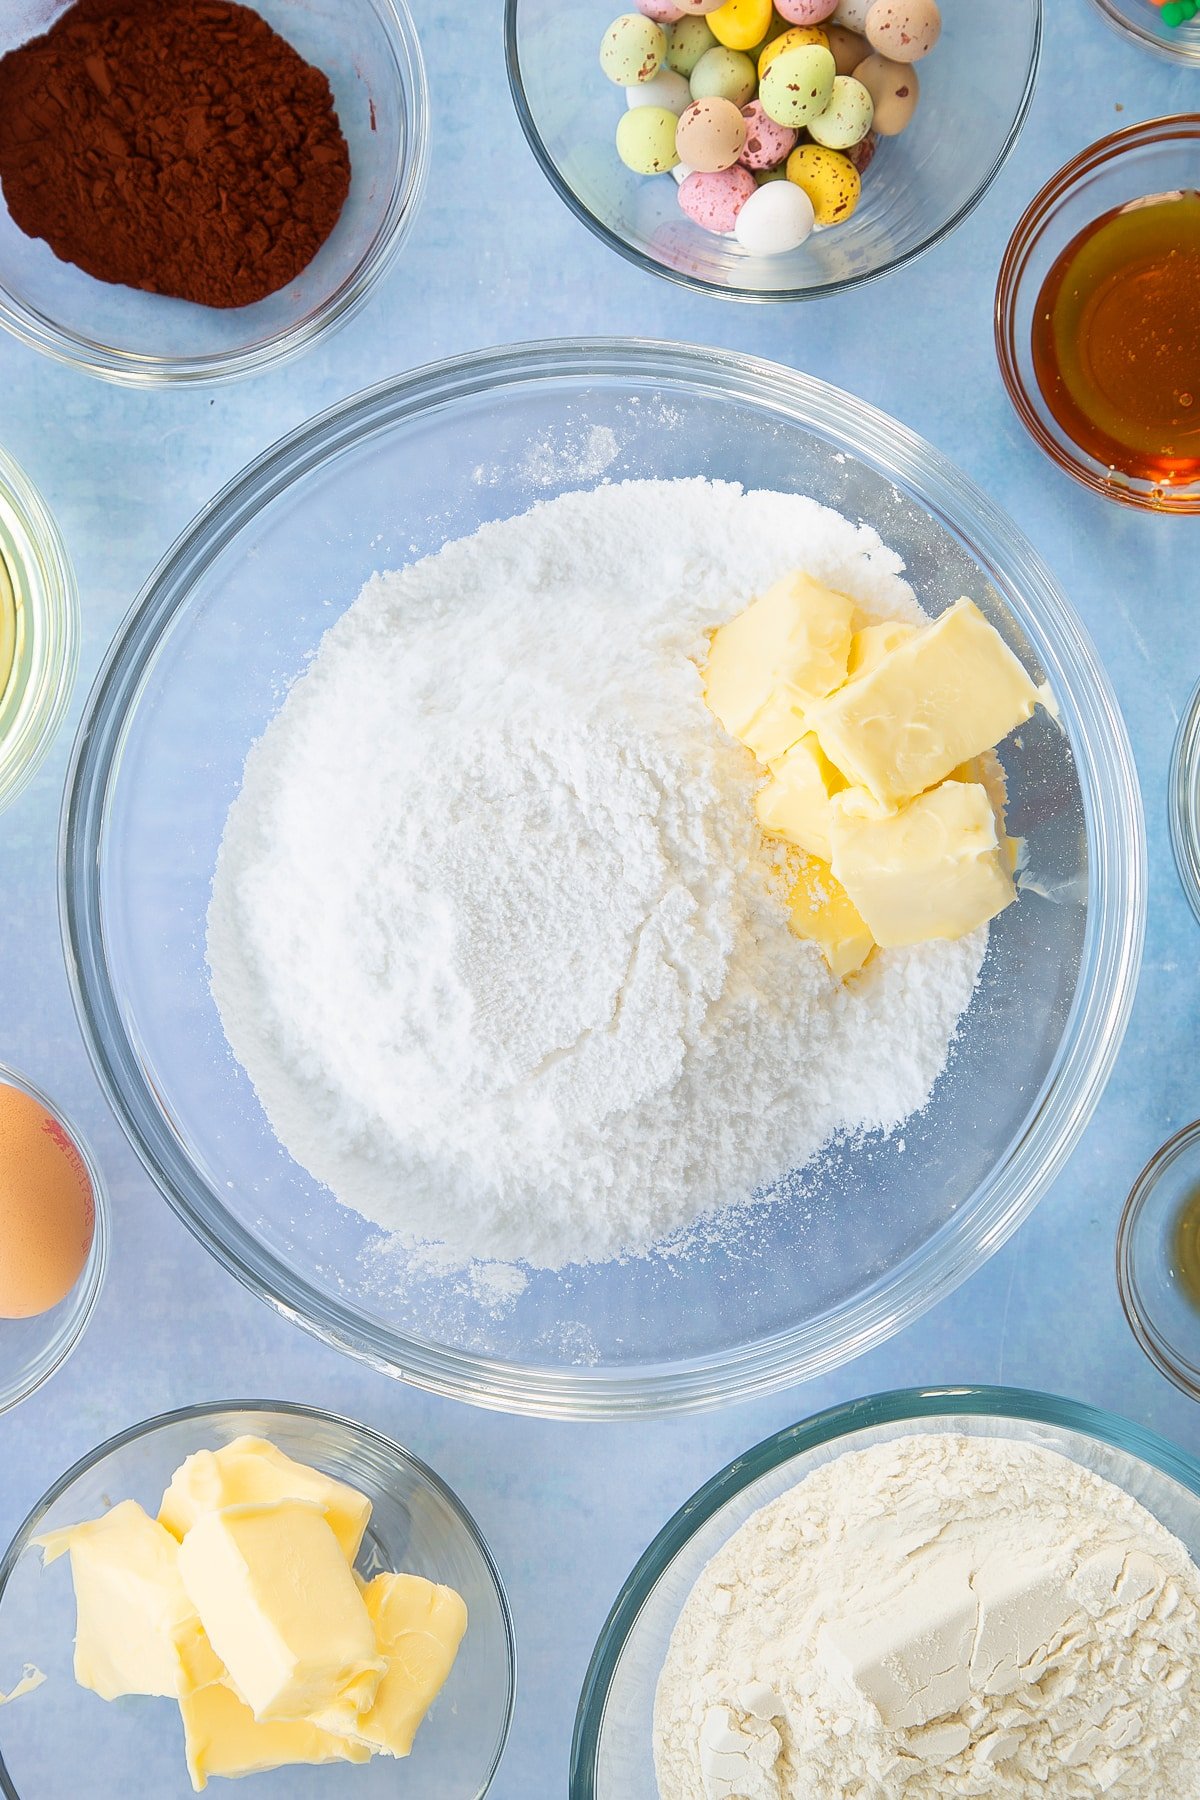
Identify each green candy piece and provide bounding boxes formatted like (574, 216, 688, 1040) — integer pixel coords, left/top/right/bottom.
(666, 17, 717, 78)
(689, 46, 757, 106)
(1162, 0, 1183, 21)
(616, 105, 682, 175)
(759, 44, 836, 130)
(600, 14, 667, 87)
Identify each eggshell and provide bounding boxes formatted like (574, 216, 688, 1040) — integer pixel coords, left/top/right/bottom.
(864, 0, 941, 62)
(627, 67, 694, 113)
(600, 14, 668, 85)
(675, 95, 748, 169)
(831, 0, 873, 26)
(690, 45, 758, 105)
(825, 24, 870, 73)
(617, 105, 684, 172)
(786, 142, 861, 224)
(734, 177, 816, 250)
(0, 1084, 94, 1319)
(775, 0, 840, 21)
(677, 164, 756, 230)
(738, 99, 798, 170)
(807, 74, 874, 147)
(666, 15, 718, 73)
(637, 0, 685, 18)
(852, 51, 918, 133)
(758, 24, 829, 79)
(758, 43, 836, 128)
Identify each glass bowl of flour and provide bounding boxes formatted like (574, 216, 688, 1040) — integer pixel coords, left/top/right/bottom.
(573, 1386, 1200, 1798)
(60, 340, 1143, 1418)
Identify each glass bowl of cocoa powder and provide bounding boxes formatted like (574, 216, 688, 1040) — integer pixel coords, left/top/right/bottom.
(0, 0, 428, 386)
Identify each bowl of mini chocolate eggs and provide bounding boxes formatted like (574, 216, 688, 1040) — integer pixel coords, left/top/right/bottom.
(505, 0, 1042, 299)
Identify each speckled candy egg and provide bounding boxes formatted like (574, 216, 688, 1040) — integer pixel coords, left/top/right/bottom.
(617, 105, 683, 172)
(707, 0, 774, 49)
(690, 45, 757, 105)
(600, 13, 668, 85)
(674, 0, 725, 12)
(786, 142, 861, 224)
(852, 52, 918, 133)
(826, 24, 869, 72)
(864, 0, 941, 62)
(774, 0, 840, 22)
(734, 177, 815, 251)
(627, 66, 693, 112)
(808, 74, 874, 148)
(666, 15, 717, 73)
(637, 0, 685, 19)
(738, 99, 798, 170)
(758, 24, 829, 78)
(678, 164, 756, 230)
(758, 43, 836, 128)
(675, 95, 748, 169)
(845, 128, 877, 173)
(831, 0, 873, 27)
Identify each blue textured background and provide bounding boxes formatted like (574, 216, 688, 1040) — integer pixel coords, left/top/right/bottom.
(1, 3, 1199, 1794)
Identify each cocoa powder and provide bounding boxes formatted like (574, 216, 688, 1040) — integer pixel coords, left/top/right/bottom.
(0, 0, 351, 309)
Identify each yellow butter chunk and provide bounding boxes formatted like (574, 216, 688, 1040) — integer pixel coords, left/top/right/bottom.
(36, 1501, 220, 1702)
(704, 572, 856, 762)
(787, 855, 875, 980)
(830, 780, 1016, 948)
(353, 1573, 469, 1759)
(845, 618, 916, 680)
(180, 1674, 370, 1793)
(755, 733, 846, 861)
(811, 598, 1042, 807)
(159, 1435, 371, 1563)
(178, 1501, 383, 1731)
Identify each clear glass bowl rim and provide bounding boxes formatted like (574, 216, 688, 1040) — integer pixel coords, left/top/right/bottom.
(503, 0, 1042, 304)
(1116, 1118, 1200, 1400)
(569, 1382, 1200, 1794)
(0, 1060, 108, 1416)
(0, 0, 429, 387)
(994, 112, 1200, 512)
(1086, 0, 1200, 67)
(0, 1397, 517, 1800)
(60, 337, 1146, 1420)
(0, 443, 78, 813)
(1170, 677, 1200, 925)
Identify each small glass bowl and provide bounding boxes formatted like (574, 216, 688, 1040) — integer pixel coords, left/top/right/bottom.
(1087, 0, 1200, 65)
(571, 1386, 1200, 1797)
(0, 1065, 107, 1416)
(0, 445, 77, 813)
(1171, 677, 1200, 924)
(0, 0, 428, 386)
(506, 0, 1041, 302)
(996, 114, 1200, 512)
(1117, 1121, 1200, 1399)
(0, 1401, 515, 1798)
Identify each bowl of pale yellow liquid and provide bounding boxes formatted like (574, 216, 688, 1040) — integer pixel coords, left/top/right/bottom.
(0, 445, 77, 813)
(1118, 1121, 1200, 1400)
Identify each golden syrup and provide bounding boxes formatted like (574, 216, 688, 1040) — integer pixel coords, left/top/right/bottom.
(1172, 1182, 1200, 1311)
(1031, 191, 1200, 486)
(0, 548, 14, 707)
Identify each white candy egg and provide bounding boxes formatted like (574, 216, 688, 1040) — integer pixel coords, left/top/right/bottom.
(734, 178, 815, 253)
(627, 67, 693, 112)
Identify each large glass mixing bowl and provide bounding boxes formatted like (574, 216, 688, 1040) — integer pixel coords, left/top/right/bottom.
(61, 341, 1144, 1419)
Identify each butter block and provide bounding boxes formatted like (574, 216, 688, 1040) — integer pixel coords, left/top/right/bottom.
(830, 781, 1016, 948)
(787, 855, 875, 980)
(845, 618, 916, 680)
(178, 1501, 383, 1730)
(180, 1674, 370, 1793)
(353, 1573, 469, 1759)
(36, 1501, 218, 1702)
(159, 1436, 371, 1563)
(704, 572, 855, 763)
(811, 598, 1041, 807)
(754, 734, 845, 861)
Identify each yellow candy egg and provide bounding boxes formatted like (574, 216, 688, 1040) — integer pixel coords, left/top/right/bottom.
(708, 0, 775, 51)
(786, 143, 861, 225)
(758, 23, 830, 77)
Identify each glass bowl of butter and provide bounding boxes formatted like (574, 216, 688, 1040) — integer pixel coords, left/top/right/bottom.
(0, 1401, 514, 1797)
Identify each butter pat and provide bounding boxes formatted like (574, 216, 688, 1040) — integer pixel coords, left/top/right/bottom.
(704, 572, 855, 762)
(37, 1501, 217, 1702)
(788, 855, 875, 980)
(754, 733, 845, 861)
(353, 1573, 468, 1759)
(845, 618, 915, 680)
(811, 598, 1041, 807)
(180, 1675, 370, 1792)
(830, 781, 1016, 947)
(178, 1501, 383, 1730)
(160, 1435, 371, 1562)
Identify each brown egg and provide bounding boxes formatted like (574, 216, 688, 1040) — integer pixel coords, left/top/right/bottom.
(864, 0, 941, 62)
(676, 97, 748, 171)
(825, 24, 870, 74)
(0, 1083, 95, 1318)
(853, 52, 919, 134)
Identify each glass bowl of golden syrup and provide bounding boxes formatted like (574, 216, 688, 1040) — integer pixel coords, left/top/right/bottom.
(996, 115, 1200, 512)
(1172, 677, 1200, 925)
(1118, 1121, 1200, 1399)
(1088, 0, 1200, 66)
(0, 444, 77, 811)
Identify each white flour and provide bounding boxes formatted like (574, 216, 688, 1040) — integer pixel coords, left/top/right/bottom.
(207, 480, 985, 1273)
(654, 1434, 1200, 1799)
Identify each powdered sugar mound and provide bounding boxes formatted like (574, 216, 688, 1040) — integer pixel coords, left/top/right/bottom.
(207, 480, 984, 1273)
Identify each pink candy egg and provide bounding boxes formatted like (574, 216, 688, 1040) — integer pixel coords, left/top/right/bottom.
(677, 165, 756, 232)
(738, 100, 798, 171)
(637, 0, 686, 18)
(775, 0, 840, 22)
(673, 0, 725, 13)
(864, 0, 941, 61)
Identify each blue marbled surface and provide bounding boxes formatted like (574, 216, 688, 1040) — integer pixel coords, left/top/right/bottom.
(1, 3, 1199, 1795)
